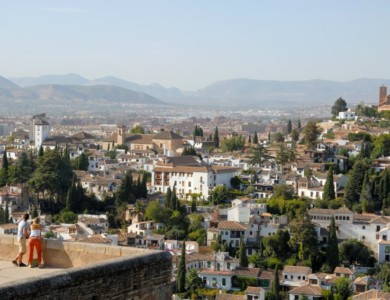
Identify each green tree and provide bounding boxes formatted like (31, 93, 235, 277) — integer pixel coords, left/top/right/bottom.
(71, 152, 89, 171)
(144, 200, 170, 224)
(332, 277, 352, 300)
(361, 172, 374, 213)
(249, 144, 271, 166)
(185, 269, 204, 292)
(182, 147, 197, 156)
(303, 120, 321, 148)
(177, 240, 186, 293)
(248, 134, 252, 144)
(0, 150, 9, 186)
(323, 169, 336, 204)
(287, 120, 292, 134)
(297, 119, 302, 129)
(130, 125, 145, 134)
(291, 129, 300, 142)
(115, 171, 135, 205)
(165, 187, 172, 208)
(213, 127, 220, 148)
(220, 135, 245, 152)
(29, 148, 73, 212)
(210, 186, 231, 205)
(239, 237, 248, 267)
(272, 132, 284, 143)
(288, 208, 318, 261)
(8, 151, 32, 184)
(270, 267, 281, 300)
(59, 210, 78, 223)
(253, 131, 258, 144)
(326, 216, 339, 271)
(339, 239, 374, 266)
(344, 161, 367, 209)
(275, 144, 295, 170)
(331, 97, 348, 117)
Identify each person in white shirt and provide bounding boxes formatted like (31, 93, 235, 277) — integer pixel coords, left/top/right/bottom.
(12, 213, 29, 267)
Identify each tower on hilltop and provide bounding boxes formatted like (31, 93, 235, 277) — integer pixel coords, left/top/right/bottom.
(380, 85, 388, 105)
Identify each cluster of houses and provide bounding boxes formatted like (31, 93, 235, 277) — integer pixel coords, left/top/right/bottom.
(0, 109, 390, 298)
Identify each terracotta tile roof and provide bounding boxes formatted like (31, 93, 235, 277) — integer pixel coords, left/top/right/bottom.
(215, 295, 243, 300)
(283, 266, 312, 275)
(259, 270, 274, 280)
(245, 286, 264, 293)
(218, 221, 247, 231)
(153, 131, 183, 140)
(233, 267, 260, 277)
(371, 216, 390, 225)
(126, 134, 154, 144)
(352, 289, 390, 300)
(334, 267, 355, 275)
(289, 284, 323, 296)
(198, 269, 233, 276)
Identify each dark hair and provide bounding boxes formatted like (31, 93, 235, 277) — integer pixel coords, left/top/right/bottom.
(23, 213, 29, 221)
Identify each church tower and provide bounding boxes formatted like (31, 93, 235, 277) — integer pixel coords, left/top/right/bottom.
(117, 124, 126, 145)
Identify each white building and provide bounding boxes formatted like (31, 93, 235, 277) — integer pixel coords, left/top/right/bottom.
(152, 157, 240, 199)
(338, 109, 356, 120)
(32, 115, 49, 150)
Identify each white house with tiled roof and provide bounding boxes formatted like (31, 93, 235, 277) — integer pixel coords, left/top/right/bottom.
(151, 156, 240, 199)
(288, 284, 323, 300)
(334, 266, 356, 280)
(309, 207, 390, 255)
(282, 265, 312, 288)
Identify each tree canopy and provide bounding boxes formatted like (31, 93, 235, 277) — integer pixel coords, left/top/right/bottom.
(331, 97, 348, 117)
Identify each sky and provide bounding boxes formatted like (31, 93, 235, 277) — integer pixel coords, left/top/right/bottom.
(1, 0, 390, 90)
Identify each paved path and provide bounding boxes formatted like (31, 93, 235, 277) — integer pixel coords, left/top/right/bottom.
(0, 260, 63, 286)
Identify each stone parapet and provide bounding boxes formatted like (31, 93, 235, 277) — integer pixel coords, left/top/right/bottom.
(0, 234, 172, 299)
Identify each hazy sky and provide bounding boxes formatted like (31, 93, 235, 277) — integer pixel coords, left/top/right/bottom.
(1, 1, 389, 90)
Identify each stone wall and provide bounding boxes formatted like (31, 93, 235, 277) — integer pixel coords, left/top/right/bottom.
(0, 234, 172, 299)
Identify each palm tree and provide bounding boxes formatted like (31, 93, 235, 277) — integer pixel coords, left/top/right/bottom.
(129, 201, 145, 222)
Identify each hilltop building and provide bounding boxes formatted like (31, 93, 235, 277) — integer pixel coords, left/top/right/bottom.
(378, 85, 390, 112)
(31, 113, 50, 149)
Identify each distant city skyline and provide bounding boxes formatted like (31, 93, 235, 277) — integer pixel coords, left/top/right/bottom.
(2, 0, 390, 90)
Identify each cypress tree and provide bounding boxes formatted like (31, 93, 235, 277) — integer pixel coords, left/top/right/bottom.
(4, 200, 9, 223)
(268, 131, 271, 143)
(213, 127, 220, 148)
(344, 161, 367, 209)
(361, 172, 374, 213)
(323, 168, 336, 204)
(297, 119, 302, 129)
(248, 135, 252, 144)
(191, 198, 196, 212)
(239, 237, 248, 267)
(287, 120, 292, 134)
(0, 150, 9, 186)
(253, 131, 258, 144)
(170, 185, 178, 210)
(38, 145, 44, 157)
(176, 240, 186, 293)
(271, 267, 281, 300)
(165, 187, 172, 208)
(326, 216, 339, 271)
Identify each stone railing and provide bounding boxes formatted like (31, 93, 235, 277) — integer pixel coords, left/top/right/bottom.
(0, 234, 172, 299)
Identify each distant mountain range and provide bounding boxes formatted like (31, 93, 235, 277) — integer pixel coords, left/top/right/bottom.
(3, 74, 390, 108)
(0, 75, 163, 107)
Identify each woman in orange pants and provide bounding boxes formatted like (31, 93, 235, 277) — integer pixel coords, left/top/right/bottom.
(28, 217, 43, 268)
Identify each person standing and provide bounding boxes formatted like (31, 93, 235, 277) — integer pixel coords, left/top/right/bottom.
(12, 213, 29, 267)
(28, 217, 43, 268)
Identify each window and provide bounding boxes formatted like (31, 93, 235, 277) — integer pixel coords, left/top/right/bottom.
(217, 263, 220, 271)
(207, 261, 211, 268)
(362, 226, 365, 230)
(377, 226, 381, 232)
